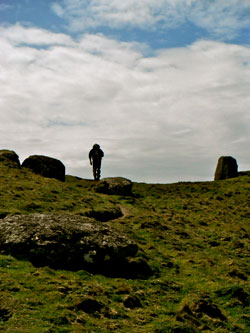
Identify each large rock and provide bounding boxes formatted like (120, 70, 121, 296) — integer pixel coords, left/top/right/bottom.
(95, 177, 133, 195)
(0, 150, 20, 168)
(214, 156, 238, 180)
(22, 155, 65, 181)
(0, 214, 138, 274)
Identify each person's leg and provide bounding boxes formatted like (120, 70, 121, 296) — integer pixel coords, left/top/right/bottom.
(92, 160, 96, 180)
(96, 166, 100, 180)
(93, 160, 100, 180)
(93, 160, 101, 180)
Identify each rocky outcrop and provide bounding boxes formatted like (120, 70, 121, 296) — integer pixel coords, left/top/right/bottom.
(0, 213, 139, 275)
(22, 155, 65, 181)
(0, 150, 20, 168)
(95, 177, 133, 196)
(214, 156, 238, 180)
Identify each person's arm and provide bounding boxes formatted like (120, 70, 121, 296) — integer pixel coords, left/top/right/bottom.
(89, 150, 93, 165)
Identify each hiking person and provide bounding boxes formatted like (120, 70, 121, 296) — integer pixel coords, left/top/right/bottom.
(89, 144, 104, 181)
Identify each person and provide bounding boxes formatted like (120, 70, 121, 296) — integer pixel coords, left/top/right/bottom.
(89, 144, 104, 181)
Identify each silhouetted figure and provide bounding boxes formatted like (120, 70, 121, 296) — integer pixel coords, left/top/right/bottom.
(89, 144, 104, 181)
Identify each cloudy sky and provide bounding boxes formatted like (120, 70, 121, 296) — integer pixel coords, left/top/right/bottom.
(0, 0, 249, 183)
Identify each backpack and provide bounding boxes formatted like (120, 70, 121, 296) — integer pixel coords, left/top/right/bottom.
(92, 148, 103, 160)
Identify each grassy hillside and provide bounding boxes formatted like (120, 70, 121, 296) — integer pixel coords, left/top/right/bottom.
(0, 163, 249, 332)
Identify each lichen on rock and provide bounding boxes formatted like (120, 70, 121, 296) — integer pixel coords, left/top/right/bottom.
(0, 213, 139, 275)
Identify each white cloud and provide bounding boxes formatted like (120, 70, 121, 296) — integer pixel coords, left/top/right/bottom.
(0, 25, 249, 182)
(189, 0, 250, 39)
(51, 0, 250, 40)
(0, 24, 74, 46)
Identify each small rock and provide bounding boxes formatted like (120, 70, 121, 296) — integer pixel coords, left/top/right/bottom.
(95, 177, 133, 196)
(74, 296, 103, 314)
(123, 295, 142, 309)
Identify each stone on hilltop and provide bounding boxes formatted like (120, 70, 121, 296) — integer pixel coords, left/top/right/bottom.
(22, 155, 65, 181)
(0, 150, 20, 168)
(0, 213, 139, 275)
(95, 177, 133, 195)
(214, 156, 238, 181)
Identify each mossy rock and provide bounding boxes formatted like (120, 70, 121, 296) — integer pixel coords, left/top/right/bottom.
(0, 150, 20, 168)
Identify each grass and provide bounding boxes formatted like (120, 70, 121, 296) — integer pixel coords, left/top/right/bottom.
(0, 162, 249, 332)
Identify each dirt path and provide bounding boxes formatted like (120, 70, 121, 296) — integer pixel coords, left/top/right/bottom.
(118, 205, 131, 218)
(106, 205, 131, 223)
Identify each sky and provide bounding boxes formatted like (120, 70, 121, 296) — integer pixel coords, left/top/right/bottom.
(0, 0, 250, 183)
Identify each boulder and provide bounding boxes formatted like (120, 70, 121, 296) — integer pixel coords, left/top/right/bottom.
(0, 213, 138, 274)
(22, 155, 65, 181)
(214, 156, 238, 180)
(0, 150, 20, 168)
(95, 177, 133, 196)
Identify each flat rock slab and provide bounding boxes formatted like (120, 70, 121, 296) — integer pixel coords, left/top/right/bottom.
(0, 214, 138, 273)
